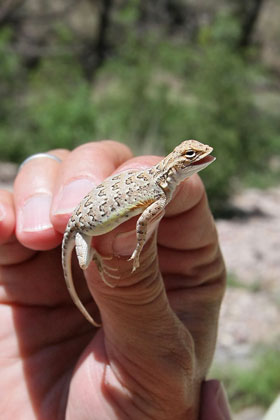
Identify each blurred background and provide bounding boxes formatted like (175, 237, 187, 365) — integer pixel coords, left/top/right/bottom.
(0, 1, 279, 418)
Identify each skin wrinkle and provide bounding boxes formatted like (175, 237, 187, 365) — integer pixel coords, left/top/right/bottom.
(0, 241, 36, 266)
(1, 309, 92, 358)
(102, 357, 154, 419)
(104, 293, 190, 369)
(183, 252, 225, 283)
(104, 366, 154, 420)
(104, 346, 192, 420)
(25, 354, 75, 419)
(98, 287, 168, 331)
(0, 250, 38, 274)
(88, 236, 160, 294)
(158, 243, 221, 277)
(103, 297, 196, 399)
(164, 263, 226, 299)
(191, 255, 226, 287)
(87, 258, 160, 300)
(42, 372, 71, 420)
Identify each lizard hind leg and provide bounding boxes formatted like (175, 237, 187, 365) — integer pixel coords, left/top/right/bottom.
(75, 232, 120, 287)
(75, 232, 95, 270)
(129, 198, 166, 272)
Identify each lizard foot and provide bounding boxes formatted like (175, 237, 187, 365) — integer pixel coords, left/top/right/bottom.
(93, 252, 120, 288)
(100, 270, 120, 288)
(128, 250, 140, 273)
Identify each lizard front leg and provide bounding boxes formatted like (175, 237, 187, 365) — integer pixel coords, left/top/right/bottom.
(129, 196, 166, 272)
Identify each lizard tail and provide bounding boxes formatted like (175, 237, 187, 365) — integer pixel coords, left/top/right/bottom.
(62, 230, 101, 327)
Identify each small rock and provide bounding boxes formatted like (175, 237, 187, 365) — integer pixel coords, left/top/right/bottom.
(0, 161, 18, 182)
(215, 288, 280, 362)
(233, 406, 265, 420)
(216, 187, 280, 293)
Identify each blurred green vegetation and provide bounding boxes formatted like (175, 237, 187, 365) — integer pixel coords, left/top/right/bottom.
(227, 273, 262, 292)
(211, 346, 280, 411)
(0, 3, 280, 212)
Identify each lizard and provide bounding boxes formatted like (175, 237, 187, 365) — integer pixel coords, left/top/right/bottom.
(62, 139, 215, 327)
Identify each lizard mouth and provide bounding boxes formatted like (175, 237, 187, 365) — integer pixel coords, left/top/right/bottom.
(192, 155, 216, 166)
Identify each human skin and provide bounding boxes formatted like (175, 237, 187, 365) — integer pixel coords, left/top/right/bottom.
(0, 140, 226, 420)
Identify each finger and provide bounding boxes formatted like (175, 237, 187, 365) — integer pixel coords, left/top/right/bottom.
(82, 234, 199, 416)
(165, 173, 206, 216)
(0, 190, 15, 245)
(0, 190, 34, 264)
(158, 176, 217, 250)
(14, 149, 69, 250)
(159, 242, 221, 281)
(112, 154, 161, 173)
(51, 140, 133, 232)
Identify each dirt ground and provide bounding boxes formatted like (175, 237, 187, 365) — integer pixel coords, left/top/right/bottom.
(216, 188, 280, 361)
(215, 188, 280, 420)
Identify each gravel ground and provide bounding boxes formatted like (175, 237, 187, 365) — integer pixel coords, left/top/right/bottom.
(215, 187, 280, 361)
(217, 188, 280, 292)
(215, 188, 280, 420)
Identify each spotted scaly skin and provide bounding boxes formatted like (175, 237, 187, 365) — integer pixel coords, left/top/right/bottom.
(62, 140, 215, 326)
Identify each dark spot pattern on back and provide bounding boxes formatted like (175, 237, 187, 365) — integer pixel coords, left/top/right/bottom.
(136, 173, 149, 181)
(112, 182, 120, 191)
(98, 189, 106, 197)
(125, 176, 134, 185)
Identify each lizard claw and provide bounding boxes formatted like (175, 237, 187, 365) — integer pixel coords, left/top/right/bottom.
(128, 252, 140, 272)
(128, 247, 141, 272)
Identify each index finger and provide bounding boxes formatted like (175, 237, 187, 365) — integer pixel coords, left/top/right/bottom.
(51, 141, 133, 233)
(158, 175, 217, 250)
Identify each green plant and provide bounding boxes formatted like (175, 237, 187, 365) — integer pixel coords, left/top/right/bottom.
(211, 347, 280, 410)
(0, 11, 280, 212)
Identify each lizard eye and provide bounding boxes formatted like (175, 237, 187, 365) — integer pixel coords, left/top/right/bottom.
(185, 150, 196, 159)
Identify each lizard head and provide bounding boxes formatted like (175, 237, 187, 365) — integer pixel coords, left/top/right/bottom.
(153, 139, 216, 189)
(175, 139, 213, 163)
(168, 139, 215, 177)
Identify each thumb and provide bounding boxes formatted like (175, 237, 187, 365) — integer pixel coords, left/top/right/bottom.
(87, 215, 168, 330)
(84, 228, 199, 419)
(88, 224, 166, 328)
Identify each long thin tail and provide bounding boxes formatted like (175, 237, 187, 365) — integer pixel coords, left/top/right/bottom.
(62, 229, 101, 327)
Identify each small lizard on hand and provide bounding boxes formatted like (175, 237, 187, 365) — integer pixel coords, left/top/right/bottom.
(62, 139, 215, 326)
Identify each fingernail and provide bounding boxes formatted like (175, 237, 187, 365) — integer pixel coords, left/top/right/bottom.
(113, 221, 158, 257)
(0, 205, 5, 222)
(19, 194, 53, 232)
(53, 179, 95, 215)
(113, 230, 137, 256)
(215, 382, 231, 417)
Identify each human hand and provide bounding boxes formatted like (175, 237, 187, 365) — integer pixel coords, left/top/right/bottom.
(0, 140, 225, 420)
